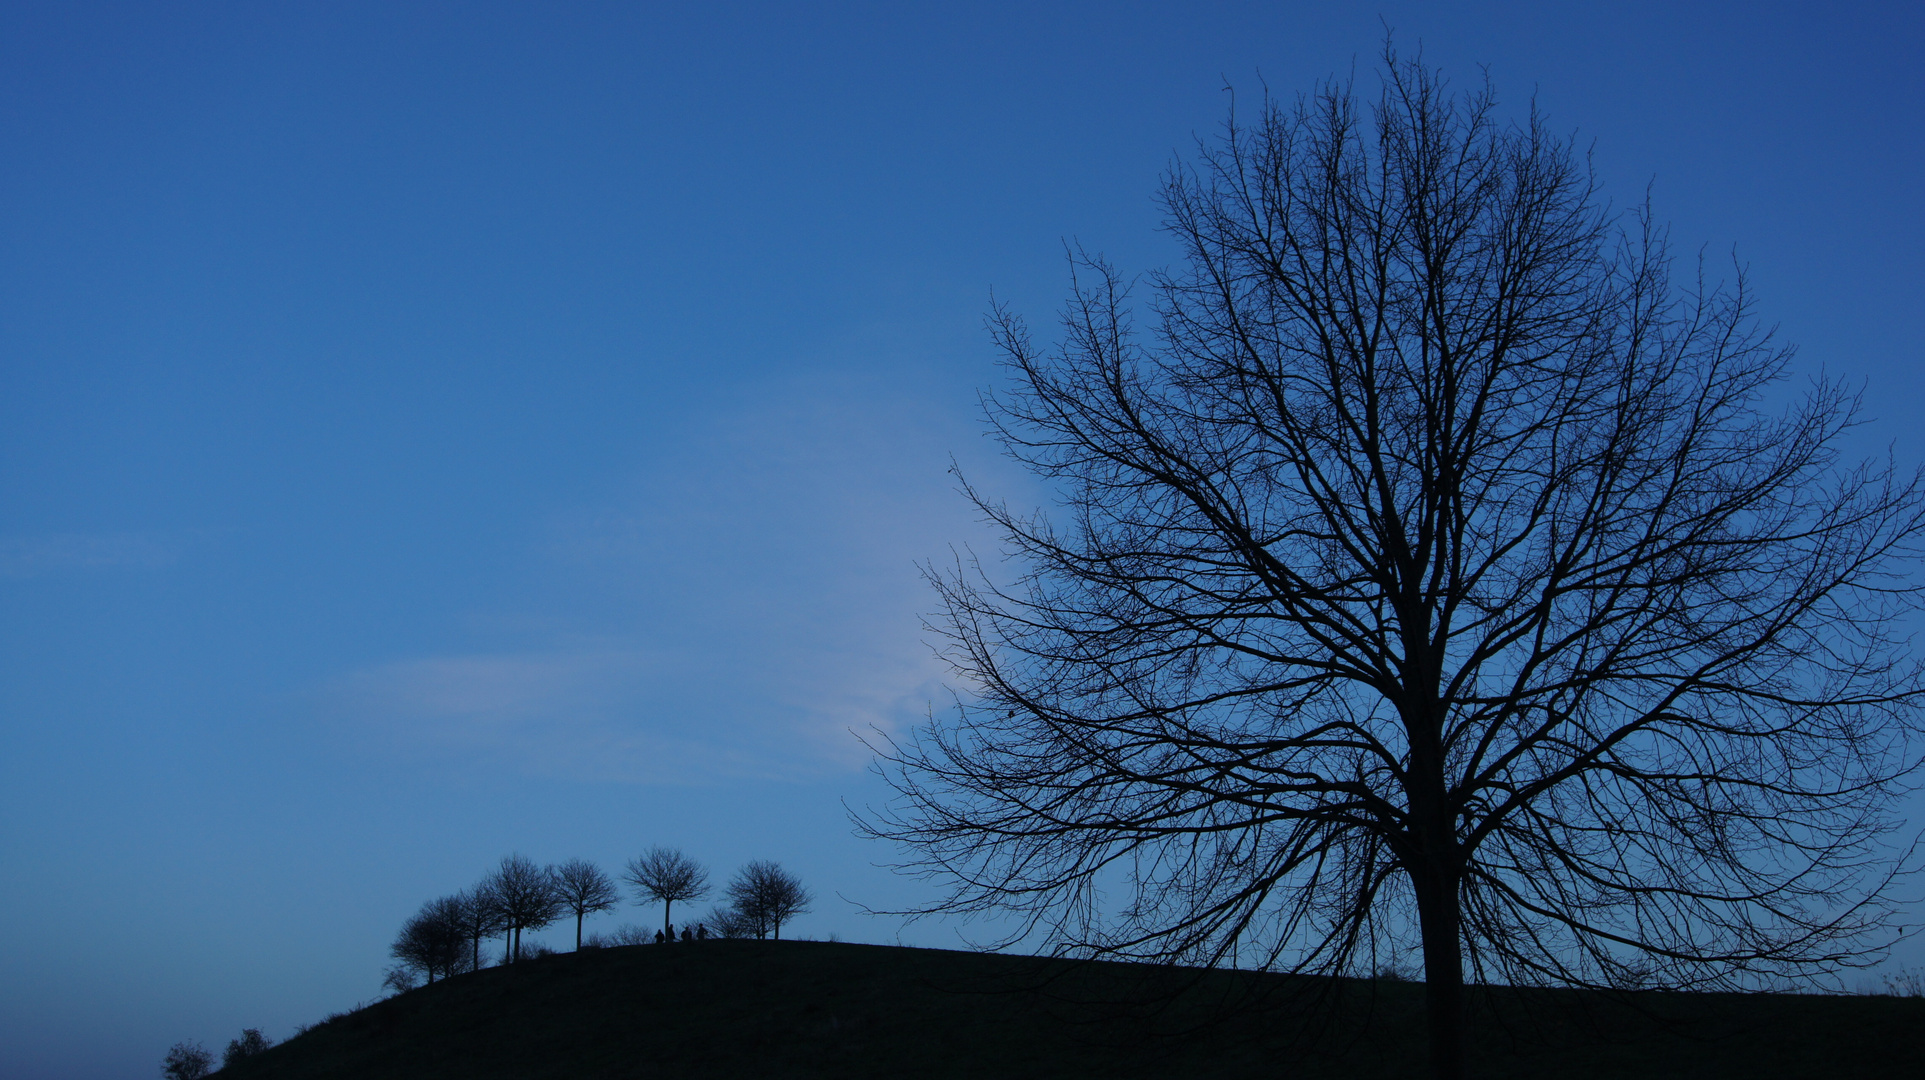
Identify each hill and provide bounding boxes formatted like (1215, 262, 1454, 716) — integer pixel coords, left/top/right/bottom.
(218, 940, 1922, 1079)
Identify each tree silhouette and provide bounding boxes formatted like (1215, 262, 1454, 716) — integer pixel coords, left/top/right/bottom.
(865, 51, 1925, 1080)
(726, 860, 812, 940)
(482, 854, 562, 963)
(453, 886, 507, 971)
(623, 847, 710, 938)
(551, 858, 621, 950)
(221, 1029, 272, 1069)
(161, 1041, 213, 1080)
(390, 895, 469, 984)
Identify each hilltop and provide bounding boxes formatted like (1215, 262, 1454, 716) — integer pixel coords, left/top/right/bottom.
(217, 940, 1922, 1079)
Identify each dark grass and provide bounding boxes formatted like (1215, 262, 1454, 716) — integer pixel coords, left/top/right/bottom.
(219, 940, 1923, 1079)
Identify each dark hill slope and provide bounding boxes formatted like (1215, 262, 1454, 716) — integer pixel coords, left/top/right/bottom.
(221, 940, 1922, 1079)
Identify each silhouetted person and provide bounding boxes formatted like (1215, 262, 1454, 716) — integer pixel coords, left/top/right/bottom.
(696, 923, 708, 940)
(681, 927, 692, 942)
(654, 929, 664, 944)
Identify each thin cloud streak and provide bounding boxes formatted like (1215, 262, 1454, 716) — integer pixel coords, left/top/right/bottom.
(0, 531, 186, 577)
(326, 642, 946, 783)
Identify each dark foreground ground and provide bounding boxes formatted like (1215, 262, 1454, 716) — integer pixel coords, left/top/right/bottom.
(219, 940, 1922, 1079)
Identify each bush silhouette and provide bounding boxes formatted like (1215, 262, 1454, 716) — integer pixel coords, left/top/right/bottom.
(222, 1028, 272, 1067)
(161, 1040, 213, 1080)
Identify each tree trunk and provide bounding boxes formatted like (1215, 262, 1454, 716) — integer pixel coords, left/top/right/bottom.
(1414, 870, 1468, 1080)
(575, 911, 584, 950)
(663, 901, 672, 939)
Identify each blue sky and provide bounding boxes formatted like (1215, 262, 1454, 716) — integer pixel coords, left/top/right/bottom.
(2, 2, 1921, 1077)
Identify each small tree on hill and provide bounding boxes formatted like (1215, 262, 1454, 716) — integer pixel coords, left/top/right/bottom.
(483, 854, 563, 963)
(454, 886, 508, 971)
(727, 860, 812, 940)
(391, 895, 468, 984)
(552, 858, 621, 950)
(624, 847, 710, 937)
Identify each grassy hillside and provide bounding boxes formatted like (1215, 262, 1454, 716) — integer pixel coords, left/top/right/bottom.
(219, 940, 1922, 1079)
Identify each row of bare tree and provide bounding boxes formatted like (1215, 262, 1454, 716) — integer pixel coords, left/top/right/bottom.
(388, 849, 812, 987)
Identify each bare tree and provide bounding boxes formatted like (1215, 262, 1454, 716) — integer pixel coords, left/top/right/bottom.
(454, 886, 507, 972)
(483, 854, 562, 963)
(864, 51, 1924, 1080)
(726, 860, 813, 940)
(551, 858, 621, 950)
(702, 902, 760, 939)
(623, 847, 710, 938)
(390, 895, 469, 984)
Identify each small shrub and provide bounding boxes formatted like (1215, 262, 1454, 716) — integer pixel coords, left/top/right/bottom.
(161, 1041, 214, 1080)
(222, 1029, 272, 1068)
(1882, 968, 1925, 998)
(382, 964, 420, 996)
(704, 904, 759, 939)
(607, 924, 654, 946)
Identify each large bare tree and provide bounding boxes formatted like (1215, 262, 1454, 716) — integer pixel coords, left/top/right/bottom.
(865, 54, 1924, 1080)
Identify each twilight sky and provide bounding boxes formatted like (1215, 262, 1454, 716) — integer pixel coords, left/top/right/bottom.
(2, 2, 1922, 1077)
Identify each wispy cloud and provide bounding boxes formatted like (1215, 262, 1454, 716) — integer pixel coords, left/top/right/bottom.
(0, 531, 186, 577)
(323, 369, 1011, 785)
(326, 640, 946, 783)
